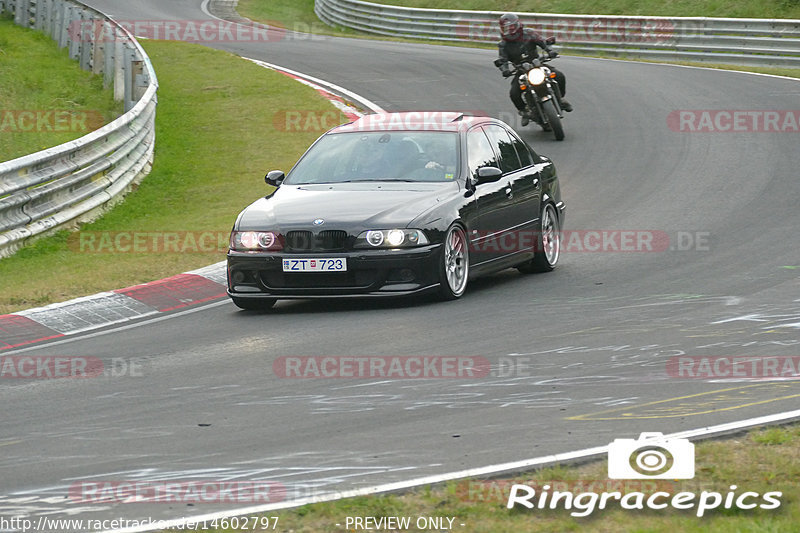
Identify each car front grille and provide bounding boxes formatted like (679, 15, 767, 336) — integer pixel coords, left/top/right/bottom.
(285, 230, 348, 252)
(260, 270, 378, 289)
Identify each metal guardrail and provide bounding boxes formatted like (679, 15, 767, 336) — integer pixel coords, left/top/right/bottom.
(0, 0, 157, 258)
(315, 0, 800, 67)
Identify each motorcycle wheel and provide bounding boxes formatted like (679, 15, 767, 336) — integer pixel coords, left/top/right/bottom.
(543, 100, 565, 141)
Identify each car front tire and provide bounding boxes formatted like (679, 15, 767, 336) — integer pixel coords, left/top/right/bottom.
(438, 224, 469, 300)
(518, 202, 560, 273)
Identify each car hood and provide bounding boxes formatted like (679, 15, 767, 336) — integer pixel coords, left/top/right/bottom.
(237, 181, 460, 231)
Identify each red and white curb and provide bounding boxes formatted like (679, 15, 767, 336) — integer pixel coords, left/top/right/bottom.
(0, 262, 228, 351)
(244, 57, 384, 115)
(0, 61, 381, 352)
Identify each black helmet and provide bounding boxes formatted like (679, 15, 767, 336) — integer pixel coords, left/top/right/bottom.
(499, 13, 522, 40)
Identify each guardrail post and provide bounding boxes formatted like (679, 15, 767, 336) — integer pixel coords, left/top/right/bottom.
(67, 6, 80, 60)
(57, 1, 70, 48)
(51, 0, 62, 43)
(79, 9, 92, 70)
(13, 0, 25, 26)
(33, 0, 45, 29)
(123, 46, 135, 111)
(92, 16, 104, 75)
(43, 0, 54, 35)
(132, 59, 147, 102)
(114, 38, 124, 101)
(102, 20, 114, 88)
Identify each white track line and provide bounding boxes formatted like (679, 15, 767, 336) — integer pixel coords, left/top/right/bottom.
(245, 58, 384, 113)
(578, 55, 800, 83)
(104, 407, 800, 533)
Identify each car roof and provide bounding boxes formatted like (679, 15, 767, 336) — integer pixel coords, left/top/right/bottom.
(332, 111, 496, 134)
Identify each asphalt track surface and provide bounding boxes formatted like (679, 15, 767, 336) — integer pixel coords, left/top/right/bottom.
(2, 0, 800, 528)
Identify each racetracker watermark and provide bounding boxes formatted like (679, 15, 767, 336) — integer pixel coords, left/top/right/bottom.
(0, 356, 144, 378)
(67, 19, 329, 43)
(667, 356, 800, 379)
(0, 109, 104, 133)
(69, 19, 285, 43)
(454, 16, 675, 43)
(68, 231, 230, 253)
(68, 481, 285, 503)
(272, 110, 348, 132)
(348, 111, 491, 131)
(273, 356, 491, 379)
(668, 110, 800, 132)
(471, 230, 709, 253)
(68, 230, 711, 253)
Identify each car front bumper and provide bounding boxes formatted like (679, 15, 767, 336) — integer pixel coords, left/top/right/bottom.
(227, 244, 442, 299)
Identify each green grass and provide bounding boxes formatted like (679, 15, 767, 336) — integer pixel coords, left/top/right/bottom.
(0, 40, 348, 314)
(188, 424, 800, 532)
(0, 16, 122, 161)
(238, 0, 352, 36)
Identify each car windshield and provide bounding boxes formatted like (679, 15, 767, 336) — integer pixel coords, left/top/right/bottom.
(284, 131, 460, 184)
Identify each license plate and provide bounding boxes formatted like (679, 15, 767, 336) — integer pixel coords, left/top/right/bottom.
(282, 258, 347, 272)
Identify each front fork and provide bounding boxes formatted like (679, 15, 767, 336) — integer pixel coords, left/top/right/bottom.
(532, 82, 563, 117)
(522, 90, 544, 123)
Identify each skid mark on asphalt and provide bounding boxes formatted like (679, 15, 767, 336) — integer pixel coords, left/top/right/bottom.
(0, 454, 423, 519)
(567, 382, 800, 420)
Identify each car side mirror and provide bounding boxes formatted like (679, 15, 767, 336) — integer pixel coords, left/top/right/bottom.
(471, 166, 503, 186)
(265, 170, 285, 187)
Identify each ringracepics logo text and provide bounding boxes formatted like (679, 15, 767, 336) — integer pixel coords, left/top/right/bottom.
(506, 482, 781, 517)
(507, 433, 782, 517)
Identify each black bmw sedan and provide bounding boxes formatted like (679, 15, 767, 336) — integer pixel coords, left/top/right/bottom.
(227, 111, 565, 310)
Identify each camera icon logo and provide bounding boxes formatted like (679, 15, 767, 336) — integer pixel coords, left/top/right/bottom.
(608, 432, 695, 479)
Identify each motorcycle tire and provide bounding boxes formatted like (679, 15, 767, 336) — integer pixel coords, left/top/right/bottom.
(543, 100, 565, 141)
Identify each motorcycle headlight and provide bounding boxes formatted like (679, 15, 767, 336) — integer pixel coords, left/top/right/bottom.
(355, 229, 430, 249)
(527, 68, 546, 86)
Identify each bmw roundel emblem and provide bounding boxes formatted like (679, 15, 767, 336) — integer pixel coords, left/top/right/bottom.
(313, 218, 324, 225)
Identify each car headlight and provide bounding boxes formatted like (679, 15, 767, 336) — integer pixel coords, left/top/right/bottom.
(230, 230, 283, 251)
(355, 229, 429, 248)
(527, 67, 546, 86)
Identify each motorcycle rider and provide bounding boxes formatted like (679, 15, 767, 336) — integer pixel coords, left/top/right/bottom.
(497, 13, 572, 126)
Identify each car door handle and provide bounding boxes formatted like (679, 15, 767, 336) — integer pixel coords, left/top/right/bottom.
(505, 186, 513, 198)
(532, 178, 540, 187)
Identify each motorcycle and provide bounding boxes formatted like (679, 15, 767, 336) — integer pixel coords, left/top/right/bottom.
(495, 45, 566, 141)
